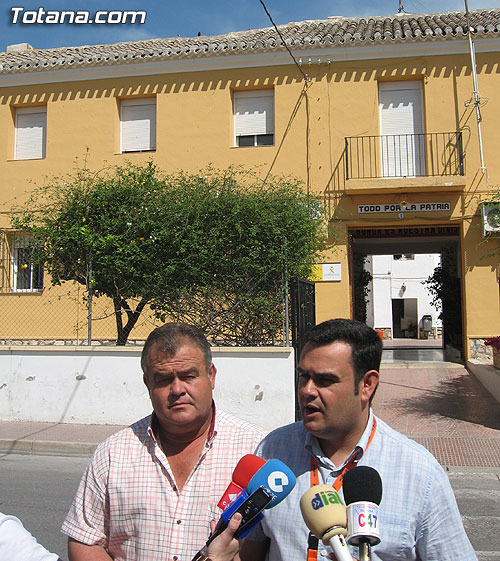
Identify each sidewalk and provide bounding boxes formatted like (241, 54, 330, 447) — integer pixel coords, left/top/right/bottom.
(0, 421, 124, 457)
(376, 360, 500, 467)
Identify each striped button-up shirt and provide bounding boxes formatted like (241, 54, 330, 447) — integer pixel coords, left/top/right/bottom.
(62, 408, 266, 561)
(250, 410, 477, 561)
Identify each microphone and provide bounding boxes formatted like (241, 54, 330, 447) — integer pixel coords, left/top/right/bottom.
(246, 458, 297, 508)
(343, 466, 383, 561)
(192, 459, 296, 561)
(217, 454, 266, 511)
(300, 485, 353, 561)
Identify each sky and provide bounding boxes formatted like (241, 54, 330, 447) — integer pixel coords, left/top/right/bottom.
(1, 0, 498, 53)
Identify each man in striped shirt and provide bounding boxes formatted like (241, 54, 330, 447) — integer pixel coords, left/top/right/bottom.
(62, 323, 266, 561)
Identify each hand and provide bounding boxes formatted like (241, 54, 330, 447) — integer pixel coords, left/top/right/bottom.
(205, 512, 243, 561)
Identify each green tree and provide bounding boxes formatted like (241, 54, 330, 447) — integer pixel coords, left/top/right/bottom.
(13, 161, 326, 345)
(422, 248, 462, 350)
(353, 253, 372, 323)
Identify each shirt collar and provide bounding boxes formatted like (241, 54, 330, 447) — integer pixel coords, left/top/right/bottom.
(304, 408, 375, 471)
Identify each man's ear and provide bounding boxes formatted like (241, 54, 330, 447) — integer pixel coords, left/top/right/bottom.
(360, 370, 379, 404)
(143, 372, 149, 389)
(209, 363, 216, 390)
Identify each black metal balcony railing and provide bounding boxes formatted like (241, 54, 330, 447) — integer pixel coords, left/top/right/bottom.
(345, 132, 464, 180)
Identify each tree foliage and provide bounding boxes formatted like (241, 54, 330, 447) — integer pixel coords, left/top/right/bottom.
(353, 253, 372, 323)
(422, 247, 462, 348)
(13, 161, 326, 345)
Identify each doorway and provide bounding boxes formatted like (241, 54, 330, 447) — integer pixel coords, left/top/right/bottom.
(350, 226, 463, 361)
(392, 298, 418, 338)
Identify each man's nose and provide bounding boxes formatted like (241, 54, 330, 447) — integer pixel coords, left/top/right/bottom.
(170, 376, 185, 395)
(301, 378, 318, 396)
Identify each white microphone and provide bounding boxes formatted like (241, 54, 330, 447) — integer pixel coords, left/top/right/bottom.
(300, 485, 353, 561)
(343, 467, 383, 561)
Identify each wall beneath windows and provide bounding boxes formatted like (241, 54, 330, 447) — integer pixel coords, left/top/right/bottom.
(0, 346, 295, 432)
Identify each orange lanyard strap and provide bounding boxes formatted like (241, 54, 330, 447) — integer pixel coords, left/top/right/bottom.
(305, 417, 377, 560)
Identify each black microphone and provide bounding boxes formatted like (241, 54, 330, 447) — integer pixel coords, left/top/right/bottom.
(343, 466, 383, 561)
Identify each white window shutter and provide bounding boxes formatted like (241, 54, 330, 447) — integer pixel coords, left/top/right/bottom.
(379, 81, 425, 177)
(15, 107, 47, 160)
(234, 91, 274, 137)
(121, 98, 156, 152)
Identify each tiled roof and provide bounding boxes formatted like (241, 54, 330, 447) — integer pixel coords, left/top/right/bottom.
(1, 9, 499, 75)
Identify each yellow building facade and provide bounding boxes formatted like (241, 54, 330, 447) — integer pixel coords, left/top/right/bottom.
(0, 9, 499, 358)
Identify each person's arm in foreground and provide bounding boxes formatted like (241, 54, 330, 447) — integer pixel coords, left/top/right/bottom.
(0, 513, 62, 561)
(68, 539, 112, 561)
(68, 513, 245, 561)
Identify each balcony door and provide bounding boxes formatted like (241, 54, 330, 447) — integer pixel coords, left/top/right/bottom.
(379, 81, 425, 178)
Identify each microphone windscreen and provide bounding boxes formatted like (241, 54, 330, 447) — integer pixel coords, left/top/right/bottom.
(343, 466, 382, 506)
(232, 454, 266, 487)
(300, 485, 347, 544)
(247, 459, 296, 507)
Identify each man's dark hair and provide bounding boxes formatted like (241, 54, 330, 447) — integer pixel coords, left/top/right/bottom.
(141, 323, 212, 373)
(303, 318, 382, 398)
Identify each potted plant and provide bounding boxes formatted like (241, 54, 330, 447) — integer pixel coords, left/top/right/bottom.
(484, 336, 500, 369)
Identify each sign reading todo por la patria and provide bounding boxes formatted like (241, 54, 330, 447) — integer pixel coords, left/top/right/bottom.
(358, 202, 451, 214)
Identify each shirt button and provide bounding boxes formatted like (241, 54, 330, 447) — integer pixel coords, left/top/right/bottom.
(176, 519, 182, 524)
(320, 551, 327, 557)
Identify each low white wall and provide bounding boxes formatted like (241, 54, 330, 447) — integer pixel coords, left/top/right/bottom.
(467, 360, 500, 406)
(0, 346, 296, 433)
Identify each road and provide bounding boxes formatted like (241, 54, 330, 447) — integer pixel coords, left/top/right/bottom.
(0, 453, 89, 560)
(0, 454, 499, 560)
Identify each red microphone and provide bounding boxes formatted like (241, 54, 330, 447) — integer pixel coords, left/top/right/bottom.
(217, 454, 266, 510)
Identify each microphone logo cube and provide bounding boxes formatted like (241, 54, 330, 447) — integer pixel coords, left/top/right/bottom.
(267, 471, 289, 493)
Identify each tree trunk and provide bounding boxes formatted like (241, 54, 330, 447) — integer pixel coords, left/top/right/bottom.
(113, 297, 149, 345)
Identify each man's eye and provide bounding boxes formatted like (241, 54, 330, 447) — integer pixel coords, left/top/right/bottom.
(316, 378, 331, 387)
(316, 377, 336, 387)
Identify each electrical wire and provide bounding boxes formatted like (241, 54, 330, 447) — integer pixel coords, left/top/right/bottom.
(257, 0, 310, 82)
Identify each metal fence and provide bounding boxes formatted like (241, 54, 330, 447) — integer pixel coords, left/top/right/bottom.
(0, 231, 313, 347)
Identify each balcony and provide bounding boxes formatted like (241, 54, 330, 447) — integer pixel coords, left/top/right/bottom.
(344, 132, 466, 193)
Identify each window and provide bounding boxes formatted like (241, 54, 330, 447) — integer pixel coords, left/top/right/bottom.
(11, 237, 43, 292)
(14, 106, 47, 160)
(379, 81, 425, 177)
(234, 90, 274, 147)
(120, 98, 156, 153)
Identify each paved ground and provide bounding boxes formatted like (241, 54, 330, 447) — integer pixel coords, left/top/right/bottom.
(376, 358, 500, 468)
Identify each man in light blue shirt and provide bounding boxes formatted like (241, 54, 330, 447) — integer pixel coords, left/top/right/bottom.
(240, 319, 477, 561)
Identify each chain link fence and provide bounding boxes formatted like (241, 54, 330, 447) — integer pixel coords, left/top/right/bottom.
(0, 231, 301, 346)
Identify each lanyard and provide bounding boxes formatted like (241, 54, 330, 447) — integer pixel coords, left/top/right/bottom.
(306, 417, 377, 560)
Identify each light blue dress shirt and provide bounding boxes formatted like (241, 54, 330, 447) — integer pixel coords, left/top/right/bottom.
(249, 410, 477, 561)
